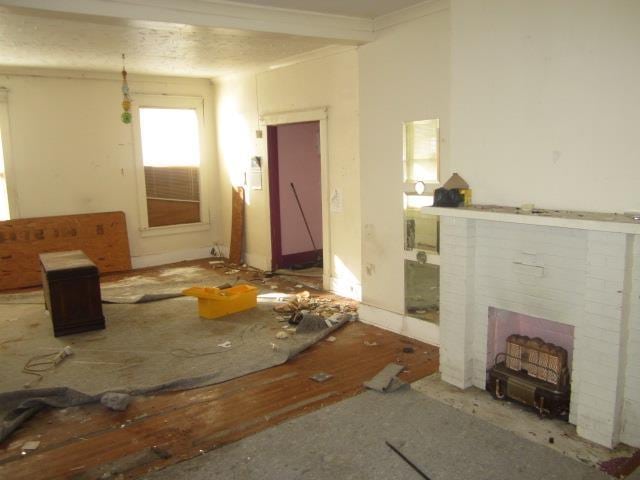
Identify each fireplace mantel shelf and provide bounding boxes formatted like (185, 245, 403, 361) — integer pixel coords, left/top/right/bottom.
(422, 205, 640, 234)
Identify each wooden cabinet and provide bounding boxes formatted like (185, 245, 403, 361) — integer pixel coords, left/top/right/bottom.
(40, 250, 105, 337)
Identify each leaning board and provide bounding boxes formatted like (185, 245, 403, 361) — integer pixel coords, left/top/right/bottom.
(228, 186, 245, 265)
(0, 211, 132, 290)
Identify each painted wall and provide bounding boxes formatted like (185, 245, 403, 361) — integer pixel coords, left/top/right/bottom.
(0, 70, 218, 266)
(359, 4, 451, 314)
(215, 49, 361, 297)
(450, 0, 640, 213)
(276, 122, 322, 256)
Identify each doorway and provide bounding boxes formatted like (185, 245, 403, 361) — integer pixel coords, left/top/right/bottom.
(267, 121, 322, 271)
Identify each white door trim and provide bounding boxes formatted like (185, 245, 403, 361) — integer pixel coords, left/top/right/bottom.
(261, 108, 331, 290)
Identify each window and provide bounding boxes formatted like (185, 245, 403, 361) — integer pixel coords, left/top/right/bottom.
(403, 119, 439, 184)
(0, 89, 15, 221)
(0, 127, 9, 221)
(133, 96, 208, 232)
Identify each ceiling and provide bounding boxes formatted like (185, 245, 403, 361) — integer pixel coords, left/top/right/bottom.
(227, 0, 426, 18)
(0, 7, 337, 78)
(0, 1, 429, 79)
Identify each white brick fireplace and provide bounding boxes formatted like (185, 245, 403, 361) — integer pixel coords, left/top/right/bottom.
(425, 206, 640, 449)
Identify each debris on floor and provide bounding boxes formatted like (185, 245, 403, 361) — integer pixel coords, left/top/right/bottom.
(598, 450, 640, 478)
(326, 336, 337, 343)
(403, 346, 415, 354)
(22, 345, 74, 387)
(295, 313, 328, 333)
(101, 392, 132, 412)
(21, 440, 41, 453)
(364, 340, 378, 347)
(217, 341, 232, 348)
(309, 372, 333, 383)
(364, 363, 407, 393)
(273, 291, 357, 320)
(275, 331, 289, 339)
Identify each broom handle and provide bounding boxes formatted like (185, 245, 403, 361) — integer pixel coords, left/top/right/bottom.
(290, 182, 318, 252)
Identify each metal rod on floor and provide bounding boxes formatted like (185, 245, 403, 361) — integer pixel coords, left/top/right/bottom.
(290, 181, 318, 252)
(385, 441, 431, 480)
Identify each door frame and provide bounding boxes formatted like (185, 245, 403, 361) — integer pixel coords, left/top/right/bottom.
(261, 107, 330, 290)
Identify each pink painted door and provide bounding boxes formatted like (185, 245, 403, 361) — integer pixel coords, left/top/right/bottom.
(268, 121, 322, 270)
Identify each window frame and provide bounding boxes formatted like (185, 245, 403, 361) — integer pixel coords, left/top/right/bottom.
(0, 88, 19, 220)
(132, 94, 210, 236)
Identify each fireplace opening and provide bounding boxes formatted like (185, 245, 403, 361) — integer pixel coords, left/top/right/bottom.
(485, 308, 574, 420)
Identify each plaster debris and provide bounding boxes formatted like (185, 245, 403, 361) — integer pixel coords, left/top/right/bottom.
(364, 363, 407, 393)
(310, 372, 333, 383)
(273, 291, 358, 324)
(326, 336, 337, 343)
(217, 341, 232, 348)
(21, 440, 40, 452)
(364, 341, 378, 347)
(275, 331, 289, 339)
(100, 392, 132, 411)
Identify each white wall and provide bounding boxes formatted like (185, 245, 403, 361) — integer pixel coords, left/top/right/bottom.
(359, 4, 451, 313)
(450, 0, 640, 213)
(0, 70, 218, 266)
(215, 49, 361, 296)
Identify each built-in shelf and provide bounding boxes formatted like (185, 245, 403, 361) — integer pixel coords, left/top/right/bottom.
(422, 205, 640, 234)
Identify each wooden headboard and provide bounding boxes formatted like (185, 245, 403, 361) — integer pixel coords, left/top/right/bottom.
(0, 211, 132, 290)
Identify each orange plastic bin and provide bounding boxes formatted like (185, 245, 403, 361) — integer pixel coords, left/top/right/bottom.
(182, 284, 258, 319)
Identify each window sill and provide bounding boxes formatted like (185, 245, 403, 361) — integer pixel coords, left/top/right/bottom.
(139, 222, 211, 238)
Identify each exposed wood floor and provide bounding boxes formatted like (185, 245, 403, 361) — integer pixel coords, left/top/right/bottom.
(0, 320, 439, 479)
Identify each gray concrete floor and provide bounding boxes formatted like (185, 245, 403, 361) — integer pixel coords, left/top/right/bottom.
(143, 387, 610, 480)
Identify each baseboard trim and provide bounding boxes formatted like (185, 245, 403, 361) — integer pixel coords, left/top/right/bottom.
(244, 252, 271, 272)
(358, 303, 440, 346)
(330, 276, 362, 301)
(131, 246, 213, 269)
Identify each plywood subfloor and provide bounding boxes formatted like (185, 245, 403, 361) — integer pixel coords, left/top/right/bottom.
(0, 322, 439, 480)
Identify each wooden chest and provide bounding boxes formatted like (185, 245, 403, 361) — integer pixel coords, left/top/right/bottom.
(40, 250, 105, 337)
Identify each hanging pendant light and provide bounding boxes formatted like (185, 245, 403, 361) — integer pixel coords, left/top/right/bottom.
(120, 53, 132, 124)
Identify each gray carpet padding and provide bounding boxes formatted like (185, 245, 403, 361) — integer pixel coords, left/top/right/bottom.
(142, 389, 610, 480)
(0, 266, 353, 443)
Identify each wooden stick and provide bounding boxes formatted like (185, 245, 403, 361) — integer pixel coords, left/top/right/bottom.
(385, 441, 431, 480)
(289, 182, 318, 252)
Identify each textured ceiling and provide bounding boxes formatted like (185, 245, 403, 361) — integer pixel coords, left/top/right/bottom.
(227, 0, 426, 18)
(0, 8, 337, 78)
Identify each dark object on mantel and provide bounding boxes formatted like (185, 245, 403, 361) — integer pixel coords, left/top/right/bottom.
(487, 335, 570, 419)
(40, 250, 105, 337)
(433, 187, 464, 207)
